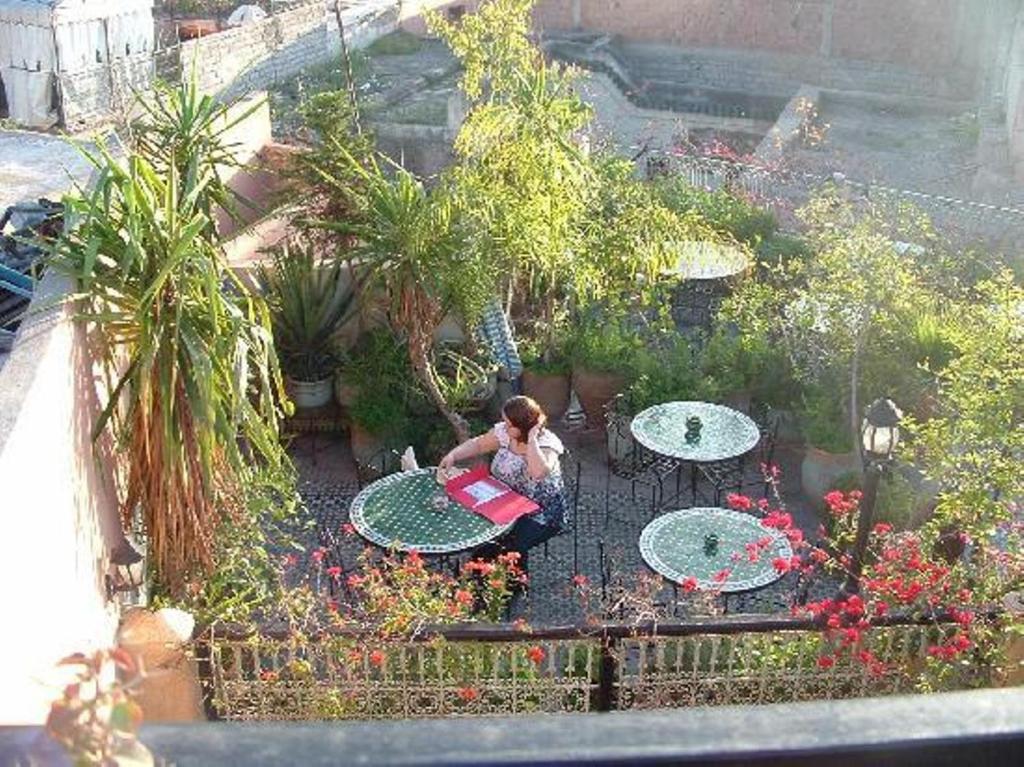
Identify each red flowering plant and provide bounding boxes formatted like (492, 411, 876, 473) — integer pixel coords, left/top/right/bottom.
(46, 649, 148, 766)
(750, 475, 1022, 690)
(270, 545, 525, 639)
(219, 545, 535, 718)
(574, 458, 1020, 692)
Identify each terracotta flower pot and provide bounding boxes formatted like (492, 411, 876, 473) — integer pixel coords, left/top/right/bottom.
(800, 446, 860, 507)
(521, 368, 571, 420)
(349, 421, 386, 466)
(177, 19, 219, 40)
(572, 367, 626, 430)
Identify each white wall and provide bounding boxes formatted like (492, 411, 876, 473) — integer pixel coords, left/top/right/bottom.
(0, 274, 124, 724)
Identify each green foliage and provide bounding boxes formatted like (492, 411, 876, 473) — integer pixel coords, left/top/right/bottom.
(570, 312, 646, 375)
(757, 232, 812, 268)
(349, 394, 412, 439)
(910, 273, 1024, 542)
(575, 156, 704, 305)
(160, 463, 304, 628)
(427, 0, 540, 102)
(365, 30, 424, 57)
(714, 280, 802, 409)
(344, 330, 419, 436)
(434, 341, 497, 413)
(800, 385, 852, 453)
(257, 244, 358, 381)
(655, 179, 778, 246)
(48, 79, 293, 592)
(291, 89, 374, 220)
(620, 336, 712, 415)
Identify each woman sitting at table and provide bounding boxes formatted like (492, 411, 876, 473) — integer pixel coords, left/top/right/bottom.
(439, 395, 566, 559)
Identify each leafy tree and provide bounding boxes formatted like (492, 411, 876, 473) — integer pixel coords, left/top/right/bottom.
(910, 272, 1024, 542)
(778, 188, 936, 453)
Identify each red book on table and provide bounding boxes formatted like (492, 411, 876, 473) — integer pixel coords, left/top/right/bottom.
(445, 465, 539, 525)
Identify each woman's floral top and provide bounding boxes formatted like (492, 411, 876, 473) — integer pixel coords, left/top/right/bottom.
(491, 422, 566, 528)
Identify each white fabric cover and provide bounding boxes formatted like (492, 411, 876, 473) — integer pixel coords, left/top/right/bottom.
(226, 4, 266, 28)
(0, 0, 152, 125)
(0, 67, 56, 126)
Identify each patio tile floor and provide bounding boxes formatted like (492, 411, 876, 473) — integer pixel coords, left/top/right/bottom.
(288, 424, 838, 624)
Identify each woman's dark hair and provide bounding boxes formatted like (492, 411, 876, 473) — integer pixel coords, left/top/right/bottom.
(502, 395, 546, 435)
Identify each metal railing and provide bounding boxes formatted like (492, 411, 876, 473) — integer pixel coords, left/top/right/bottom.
(196, 611, 981, 721)
(658, 153, 1024, 250)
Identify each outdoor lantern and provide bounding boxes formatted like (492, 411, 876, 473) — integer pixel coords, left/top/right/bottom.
(106, 538, 145, 600)
(860, 398, 903, 463)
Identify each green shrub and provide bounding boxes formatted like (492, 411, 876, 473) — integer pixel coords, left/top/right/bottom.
(655, 181, 778, 246)
(800, 387, 852, 453)
(570, 315, 645, 375)
(757, 233, 812, 268)
(366, 30, 424, 57)
(349, 393, 411, 437)
(618, 335, 719, 414)
(344, 330, 422, 435)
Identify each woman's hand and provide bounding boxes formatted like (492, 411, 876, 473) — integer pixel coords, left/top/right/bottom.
(439, 450, 457, 470)
(527, 423, 544, 444)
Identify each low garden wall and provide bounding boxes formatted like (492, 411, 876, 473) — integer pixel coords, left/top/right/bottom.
(0, 273, 123, 724)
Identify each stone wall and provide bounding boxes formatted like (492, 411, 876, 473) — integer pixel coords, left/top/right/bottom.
(181, 1, 330, 101)
(177, 1, 399, 102)
(58, 54, 156, 130)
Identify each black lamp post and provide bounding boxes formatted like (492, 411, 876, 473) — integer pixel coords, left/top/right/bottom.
(106, 538, 145, 602)
(843, 397, 903, 594)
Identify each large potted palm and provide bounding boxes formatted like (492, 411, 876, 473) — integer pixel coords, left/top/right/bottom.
(311, 148, 491, 443)
(48, 80, 292, 594)
(258, 244, 357, 410)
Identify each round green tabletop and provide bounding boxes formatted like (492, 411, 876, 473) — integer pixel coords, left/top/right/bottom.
(639, 508, 793, 592)
(631, 401, 760, 462)
(663, 240, 751, 280)
(348, 468, 513, 554)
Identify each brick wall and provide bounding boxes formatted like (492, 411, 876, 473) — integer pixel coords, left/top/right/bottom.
(830, 0, 965, 74)
(575, 0, 824, 55)
(532, 0, 987, 89)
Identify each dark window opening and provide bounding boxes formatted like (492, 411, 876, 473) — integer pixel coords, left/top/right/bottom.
(95, 49, 102, 63)
(0, 73, 9, 119)
(125, 42, 131, 56)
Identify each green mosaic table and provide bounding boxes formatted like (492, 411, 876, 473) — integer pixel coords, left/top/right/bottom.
(663, 240, 750, 280)
(348, 469, 513, 554)
(631, 401, 760, 462)
(639, 508, 793, 592)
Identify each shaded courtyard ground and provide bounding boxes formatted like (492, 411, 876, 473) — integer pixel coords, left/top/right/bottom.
(287, 419, 836, 627)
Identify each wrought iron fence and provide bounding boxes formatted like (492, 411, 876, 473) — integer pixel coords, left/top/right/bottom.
(196, 614, 980, 721)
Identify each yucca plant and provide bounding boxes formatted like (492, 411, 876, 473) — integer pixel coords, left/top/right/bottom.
(257, 243, 358, 382)
(48, 81, 292, 594)
(308, 147, 493, 442)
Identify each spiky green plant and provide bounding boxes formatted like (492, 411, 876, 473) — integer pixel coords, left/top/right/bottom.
(49, 81, 292, 593)
(257, 243, 358, 381)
